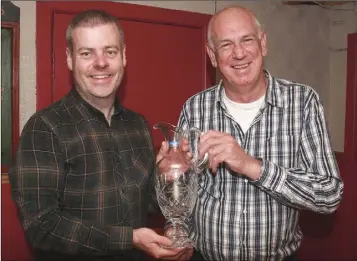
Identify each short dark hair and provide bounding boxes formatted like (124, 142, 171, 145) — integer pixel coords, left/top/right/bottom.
(66, 9, 125, 53)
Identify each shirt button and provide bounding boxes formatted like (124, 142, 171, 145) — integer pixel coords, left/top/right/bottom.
(243, 210, 247, 214)
(121, 187, 125, 194)
(244, 179, 248, 183)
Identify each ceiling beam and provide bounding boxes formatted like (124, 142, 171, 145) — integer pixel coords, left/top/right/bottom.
(283, 1, 354, 6)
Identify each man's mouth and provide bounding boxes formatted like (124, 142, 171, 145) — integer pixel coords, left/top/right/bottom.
(91, 74, 111, 79)
(232, 63, 250, 69)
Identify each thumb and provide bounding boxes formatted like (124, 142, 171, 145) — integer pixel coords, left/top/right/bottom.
(160, 141, 169, 153)
(157, 141, 169, 163)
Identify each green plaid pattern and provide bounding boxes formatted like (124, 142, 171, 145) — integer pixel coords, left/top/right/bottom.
(9, 88, 157, 258)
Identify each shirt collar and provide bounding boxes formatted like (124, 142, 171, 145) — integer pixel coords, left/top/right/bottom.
(69, 87, 123, 118)
(215, 69, 284, 109)
(264, 70, 284, 108)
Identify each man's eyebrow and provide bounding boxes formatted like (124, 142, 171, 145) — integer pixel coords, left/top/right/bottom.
(104, 45, 119, 49)
(216, 38, 232, 44)
(77, 46, 119, 52)
(77, 47, 93, 52)
(242, 34, 257, 38)
(216, 34, 257, 44)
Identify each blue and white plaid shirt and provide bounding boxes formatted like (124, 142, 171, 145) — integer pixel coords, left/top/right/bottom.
(177, 70, 343, 261)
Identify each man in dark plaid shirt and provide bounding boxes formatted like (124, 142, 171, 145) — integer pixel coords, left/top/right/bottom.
(181, 5, 344, 261)
(9, 10, 190, 261)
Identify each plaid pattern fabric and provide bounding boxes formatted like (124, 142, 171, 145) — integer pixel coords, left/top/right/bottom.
(177, 70, 343, 261)
(9, 88, 157, 256)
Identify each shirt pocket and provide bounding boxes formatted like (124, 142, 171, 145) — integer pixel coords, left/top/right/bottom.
(198, 182, 221, 200)
(131, 147, 154, 178)
(117, 148, 153, 188)
(267, 134, 299, 168)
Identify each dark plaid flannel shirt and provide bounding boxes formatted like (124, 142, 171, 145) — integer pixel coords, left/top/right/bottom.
(9, 88, 158, 258)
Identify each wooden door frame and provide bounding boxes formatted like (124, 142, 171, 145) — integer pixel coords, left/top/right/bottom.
(1, 21, 20, 180)
(344, 33, 357, 166)
(36, 1, 214, 111)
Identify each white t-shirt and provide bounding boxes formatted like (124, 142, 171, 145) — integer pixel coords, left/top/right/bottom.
(222, 90, 265, 133)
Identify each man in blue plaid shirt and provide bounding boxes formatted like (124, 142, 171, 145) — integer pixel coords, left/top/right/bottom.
(181, 5, 344, 261)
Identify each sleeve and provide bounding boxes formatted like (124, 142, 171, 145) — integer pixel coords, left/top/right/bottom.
(252, 92, 344, 214)
(177, 102, 190, 131)
(8, 115, 134, 255)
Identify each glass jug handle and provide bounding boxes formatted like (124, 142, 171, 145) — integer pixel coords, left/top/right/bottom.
(188, 127, 208, 173)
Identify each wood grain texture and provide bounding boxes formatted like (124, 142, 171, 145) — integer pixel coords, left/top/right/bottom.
(283, 1, 354, 6)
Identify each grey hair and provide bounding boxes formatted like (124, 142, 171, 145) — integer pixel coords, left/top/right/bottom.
(207, 6, 263, 49)
(66, 9, 125, 54)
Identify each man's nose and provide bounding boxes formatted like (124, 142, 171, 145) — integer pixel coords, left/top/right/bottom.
(94, 54, 109, 68)
(232, 43, 247, 59)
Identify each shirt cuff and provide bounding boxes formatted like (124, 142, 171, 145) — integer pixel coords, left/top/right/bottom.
(251, 159, 287, 193)
(108, 226, 133, 251)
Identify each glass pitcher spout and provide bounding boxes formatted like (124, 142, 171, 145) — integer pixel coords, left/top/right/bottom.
(153, 122, 181, 148)
(153, 122, 177, 143)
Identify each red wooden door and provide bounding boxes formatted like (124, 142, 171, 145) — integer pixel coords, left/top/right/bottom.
(338, 32, 357, 261)
(298, 33, 357, 261)
(344, 33, 357, 166)
(36, 1, 215, 149)
(1, 3, 214, 261)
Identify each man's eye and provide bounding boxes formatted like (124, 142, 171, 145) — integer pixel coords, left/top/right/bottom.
(80, 52, 91, 57)
(243, 38, 253, 43)
(219, 43, 231, 49)
(106, 50, 117, 57)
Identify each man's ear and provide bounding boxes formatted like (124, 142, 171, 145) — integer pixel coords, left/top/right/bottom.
(66, 48, 73, 71)
(260, 32, 268, 57)
(206, 44, 217, 68)
(122, 45, 127, 67)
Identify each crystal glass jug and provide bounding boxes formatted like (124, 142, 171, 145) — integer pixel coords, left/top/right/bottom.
(153, 122, 207, 248)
